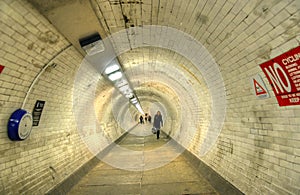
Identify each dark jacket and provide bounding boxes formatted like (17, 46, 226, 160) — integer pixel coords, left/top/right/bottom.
(153, 114, 163, 129)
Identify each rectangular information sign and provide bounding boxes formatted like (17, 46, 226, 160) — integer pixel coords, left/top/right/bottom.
(32, 100, 45, 126)
(259, 46, 300, 106)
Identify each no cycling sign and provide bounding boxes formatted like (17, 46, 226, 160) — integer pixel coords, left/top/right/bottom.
(260, 46, 300, 106)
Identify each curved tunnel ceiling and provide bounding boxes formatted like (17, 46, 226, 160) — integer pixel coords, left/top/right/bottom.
(73, 28, 225, 157)
(1, 0, 298, 192)
(29, 0, 227, 155)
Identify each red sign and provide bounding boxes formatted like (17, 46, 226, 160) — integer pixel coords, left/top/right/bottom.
(260, 46, 300, 106)
(0, 65, 4, 74)
(253, 79, 267, 95)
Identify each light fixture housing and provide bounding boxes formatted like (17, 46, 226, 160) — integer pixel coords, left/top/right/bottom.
(108, 71, 122, 81)
(105, 64, 120, 74)
(135, 103, 145, 115)
(79, 33, 104, 55)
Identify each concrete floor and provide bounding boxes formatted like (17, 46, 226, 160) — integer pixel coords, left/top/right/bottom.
(68, 124, 218, 195)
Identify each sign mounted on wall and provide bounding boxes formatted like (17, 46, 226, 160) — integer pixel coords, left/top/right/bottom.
(32, 100, 45, 126)
(7, 109, 33, 141)
(251, 74, 270, 99)
(260, 46, 300, 106)
(0, 65, 5, 74)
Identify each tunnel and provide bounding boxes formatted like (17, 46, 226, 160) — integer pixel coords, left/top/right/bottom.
(0, 0, 300, 194)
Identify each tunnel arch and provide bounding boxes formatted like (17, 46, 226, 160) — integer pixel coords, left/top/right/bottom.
(73, 35, 219, 169)
(73, 25, 226, 160)
(1, 1, 300, 194)
(109, 26, 227, 155)
(75, 26, 226, 157)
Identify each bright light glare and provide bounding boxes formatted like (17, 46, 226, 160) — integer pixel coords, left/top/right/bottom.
(135, 103, 144, 115)
(125, 93, 134, 98)
(105, 64, 120, 74)
(130, 98, 138, 104)
(108, 71, 122, 81)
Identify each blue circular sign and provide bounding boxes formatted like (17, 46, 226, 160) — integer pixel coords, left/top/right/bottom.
(7, 109, 33, 141)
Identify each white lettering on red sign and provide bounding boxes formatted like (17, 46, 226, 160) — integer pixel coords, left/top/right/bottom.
(282, 53, 300, 65)
(260, 46, 300, 106)
(263, 63, 291, 94)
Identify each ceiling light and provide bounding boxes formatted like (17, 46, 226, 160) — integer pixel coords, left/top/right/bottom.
(119, 84, 130, 92)
(105, 64, 120, 74)
(131, 100, 138, 104)
(108, 71, 122, 81)
(135, 103, 144, 115)
(128, 94, 134, 99)
(125, 92, 134, 98)
(79, 33, 104, 55)
(130, 97, 137, 103)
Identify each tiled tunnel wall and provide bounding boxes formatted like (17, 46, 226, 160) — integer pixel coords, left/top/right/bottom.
(0, 1, 121, 193)
(0, 0, 299, 194)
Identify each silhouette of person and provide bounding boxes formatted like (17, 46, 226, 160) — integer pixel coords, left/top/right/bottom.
(139, 115, 144, 124)
(148, 115, 151, 123)
(153, 111, 163, 139)
(144, 113, 148, 123)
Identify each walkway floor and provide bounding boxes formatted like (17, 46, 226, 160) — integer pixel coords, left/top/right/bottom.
(68, 123, 219, 195)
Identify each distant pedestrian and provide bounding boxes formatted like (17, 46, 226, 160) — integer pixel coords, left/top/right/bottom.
(144, 113, 148, 123)
(148, 115, 151, 123)
(139, 115, 144, 124)
(153, 111, 163, 139)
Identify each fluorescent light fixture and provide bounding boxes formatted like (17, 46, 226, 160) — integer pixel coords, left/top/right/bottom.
(130, 98, 138, 104)
(129, 95, 135, 99)
(135, 103, 144, 115)
(128, 94, 134, 99)
(83, 41, 104, 56)
(108, 71, 122, 81)
(105, 64, 120, 74)
(79, 33, 104, 55)
(125, 93, 134, 98)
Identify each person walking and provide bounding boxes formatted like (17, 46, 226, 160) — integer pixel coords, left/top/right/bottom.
(153, 111, 163, 139)
(144, 113, 148, 123)
(148, 115, 151, 123)
(139, 115, 144, 124)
